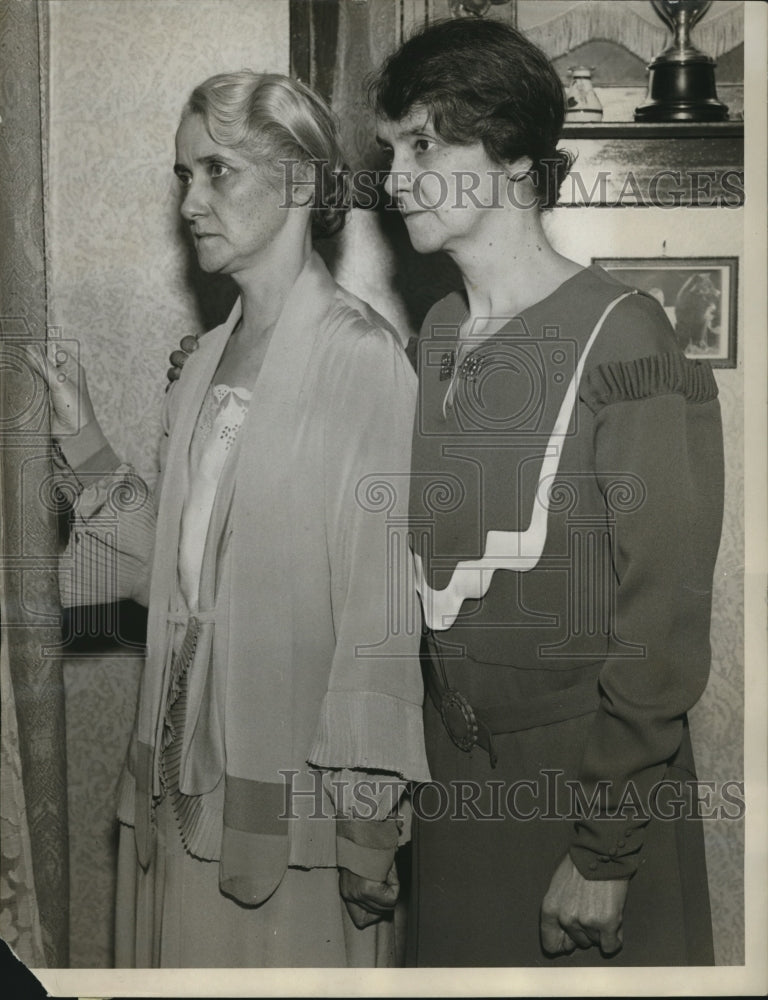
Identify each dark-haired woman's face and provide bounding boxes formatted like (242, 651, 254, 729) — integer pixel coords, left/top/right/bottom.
(376, 108, 519, 256)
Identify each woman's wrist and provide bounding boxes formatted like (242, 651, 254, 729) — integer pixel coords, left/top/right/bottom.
(55, 419, 120, 476)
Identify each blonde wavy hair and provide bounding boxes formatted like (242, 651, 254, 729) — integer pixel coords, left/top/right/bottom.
(183, 71, 349, 238)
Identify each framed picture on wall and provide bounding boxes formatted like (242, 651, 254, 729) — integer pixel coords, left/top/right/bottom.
(592, 256, 738, 368)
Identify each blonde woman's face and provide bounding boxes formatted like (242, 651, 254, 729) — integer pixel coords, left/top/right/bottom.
(174, 114, 289, 276)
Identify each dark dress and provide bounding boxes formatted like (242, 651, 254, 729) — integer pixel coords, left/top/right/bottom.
(407, 266, 724, 966)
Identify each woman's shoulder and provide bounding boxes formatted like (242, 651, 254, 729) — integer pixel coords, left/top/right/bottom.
(586, 277, 680, 369)
(570, 267, 720, 411)
(313, 288, 417, 413)
(325, 284, 412, 362)
(580, 289, 718, 412)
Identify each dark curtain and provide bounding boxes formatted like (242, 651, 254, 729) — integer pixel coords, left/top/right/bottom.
(290, 0, 399, 171)
(0, 0, 69, 968)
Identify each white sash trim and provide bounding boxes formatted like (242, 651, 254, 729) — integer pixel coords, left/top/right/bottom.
(415, 291, 634, 631)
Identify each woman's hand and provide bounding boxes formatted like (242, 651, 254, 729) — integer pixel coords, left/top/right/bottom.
(339, 861, 399, 929)
(167, 334, 199, 383)
(539, 853, 628, 957)
(30, 343, 97, 438)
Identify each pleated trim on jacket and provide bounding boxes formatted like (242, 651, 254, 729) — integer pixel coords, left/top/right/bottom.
(580, 350, 719, 413)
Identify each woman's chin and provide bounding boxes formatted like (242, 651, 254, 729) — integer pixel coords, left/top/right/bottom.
(404, 228, 444, 256)
(194, 253, 226, 275)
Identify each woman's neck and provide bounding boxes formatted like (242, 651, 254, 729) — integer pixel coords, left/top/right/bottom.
(451, 210, 582, 326)
(234, 226, 313, 339)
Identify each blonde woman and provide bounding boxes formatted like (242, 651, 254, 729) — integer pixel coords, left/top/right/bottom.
(42, 71, 428, 968)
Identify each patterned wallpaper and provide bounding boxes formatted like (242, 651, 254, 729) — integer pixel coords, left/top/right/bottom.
(689, 368, 744, 966)
(47, 0, 745, 971)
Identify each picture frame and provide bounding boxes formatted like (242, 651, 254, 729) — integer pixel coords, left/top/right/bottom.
(592, 256, 739, 368)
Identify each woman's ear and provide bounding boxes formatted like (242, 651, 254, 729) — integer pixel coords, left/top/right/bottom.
(288, 161, 315, 208)
(504, 155, 533, 184)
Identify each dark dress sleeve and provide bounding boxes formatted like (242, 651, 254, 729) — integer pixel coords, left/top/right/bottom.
(568, 298, 724, 880)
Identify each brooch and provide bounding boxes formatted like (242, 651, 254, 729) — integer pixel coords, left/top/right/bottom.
(438, 350, 484, 382)
(459, 353, 484, 382)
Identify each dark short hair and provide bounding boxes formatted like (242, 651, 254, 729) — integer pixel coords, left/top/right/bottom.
(369, 18, 572, 209)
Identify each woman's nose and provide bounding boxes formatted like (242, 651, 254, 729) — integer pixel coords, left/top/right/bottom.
(383, 153, 410, 200)
(180, 180, 206, 221)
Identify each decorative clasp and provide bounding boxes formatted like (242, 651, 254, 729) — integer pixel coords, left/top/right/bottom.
(440, 688, 479, 752)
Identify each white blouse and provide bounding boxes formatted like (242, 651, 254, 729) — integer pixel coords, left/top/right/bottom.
(177, 383, 252, 612)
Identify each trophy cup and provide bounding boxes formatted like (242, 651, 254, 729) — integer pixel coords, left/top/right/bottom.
(635, 0, 728, 122)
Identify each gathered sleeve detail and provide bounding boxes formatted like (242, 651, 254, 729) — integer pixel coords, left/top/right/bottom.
(569, 348, 724, 880)
(312, 689, 429, 784)
(580, 351, 719, 414)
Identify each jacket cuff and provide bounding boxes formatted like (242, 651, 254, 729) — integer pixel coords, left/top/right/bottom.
(55, 419, 120, 475)
(570, 816, 644, 880)
(336, 816, 399, 882)
(308, 690, 430, 783)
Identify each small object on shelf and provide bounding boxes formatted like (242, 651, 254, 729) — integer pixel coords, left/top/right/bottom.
(449, 0, 511, 17)
(635, 0, 728, 122)
(564, 66, 603, 123)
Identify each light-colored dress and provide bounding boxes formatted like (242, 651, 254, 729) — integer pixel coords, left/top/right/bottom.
(114, 380, 392, 967)
(56, 252, 429, 967)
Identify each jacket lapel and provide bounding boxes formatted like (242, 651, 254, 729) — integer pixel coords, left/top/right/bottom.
(138, 301, 241, 772)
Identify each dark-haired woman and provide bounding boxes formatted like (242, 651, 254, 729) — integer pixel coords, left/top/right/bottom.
(372, 19, 724, 966)
(41, 71, 429, 967)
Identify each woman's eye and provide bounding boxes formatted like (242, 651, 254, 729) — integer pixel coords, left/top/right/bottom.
(210, 162, 228, 179)
(176, 172, 191, 188)
(414, 138, 434, 154)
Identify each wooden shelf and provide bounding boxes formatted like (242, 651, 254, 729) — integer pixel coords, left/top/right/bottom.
(555, 120, 744, 207)
(561, 121, 744, 140)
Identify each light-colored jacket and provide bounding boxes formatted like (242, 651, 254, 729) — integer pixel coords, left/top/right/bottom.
(61, 252, 430, 905)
